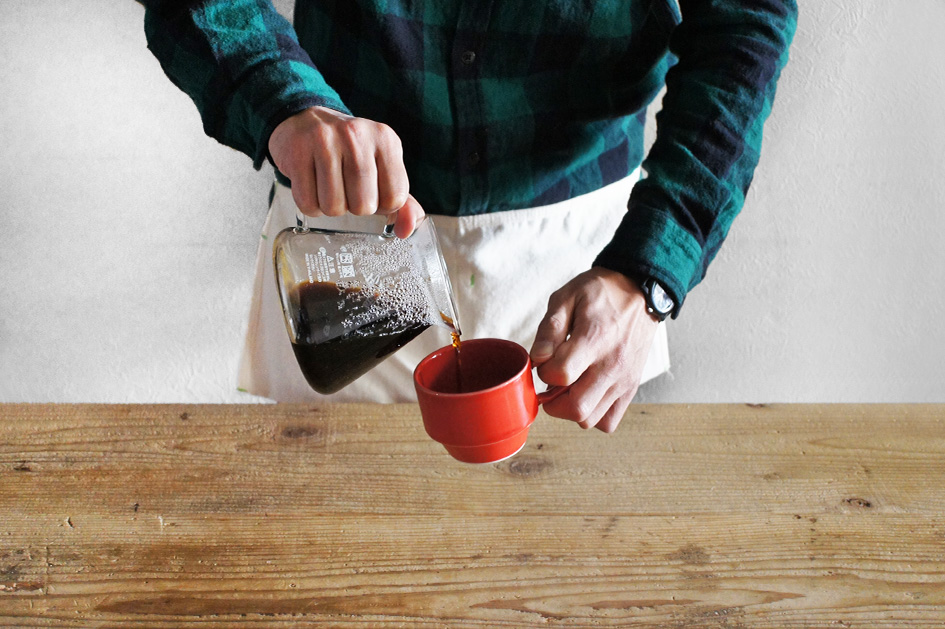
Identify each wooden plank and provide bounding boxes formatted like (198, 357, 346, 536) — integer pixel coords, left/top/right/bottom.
(1, 404, 945, 626)
(1, 513, 945, 626)
(2, 404, 944, 516)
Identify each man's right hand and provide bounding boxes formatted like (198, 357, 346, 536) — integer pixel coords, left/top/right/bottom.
(267, 106, 424, 238)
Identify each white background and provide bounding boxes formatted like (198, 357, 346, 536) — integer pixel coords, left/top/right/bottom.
(1, 1, 943, 403)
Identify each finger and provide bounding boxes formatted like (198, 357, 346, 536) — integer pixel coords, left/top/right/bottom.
(290, 162, 322, 217)
(315, 148, 346, 217)
(392, 194, 425, 239)
(540, 389, 586, 428)
(577, 373, 619, 429)
(594, 393, 635, 434)
(341, 142, 378, 216)
(538, 337, 596, 390)
(530, 292, 575, 369)
(536, 308, 606, 390)
(375, 129, 409, 213)
(542, 363, 612, 426)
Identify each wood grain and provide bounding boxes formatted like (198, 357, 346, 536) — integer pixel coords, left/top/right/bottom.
(1, 403, 944, 627)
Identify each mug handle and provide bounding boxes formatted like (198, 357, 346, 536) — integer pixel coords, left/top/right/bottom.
(536, 385, 569, 405)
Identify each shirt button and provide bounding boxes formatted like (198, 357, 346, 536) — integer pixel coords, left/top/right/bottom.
(461, 50, 477, 65)
(467, 152, 480, 167)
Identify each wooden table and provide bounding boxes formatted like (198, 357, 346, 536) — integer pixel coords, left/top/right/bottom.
(1, 404, 944, 627)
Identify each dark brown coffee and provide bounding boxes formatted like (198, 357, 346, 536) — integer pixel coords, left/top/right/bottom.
(444, 315, 464, 393)
(289, 282, 429, 394)
(424, 340, 522, 394)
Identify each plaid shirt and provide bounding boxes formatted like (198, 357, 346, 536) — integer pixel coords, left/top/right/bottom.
(143, 0, 797, 315)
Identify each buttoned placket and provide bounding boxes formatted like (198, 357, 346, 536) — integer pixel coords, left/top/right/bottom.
(451, 0, 495, 215)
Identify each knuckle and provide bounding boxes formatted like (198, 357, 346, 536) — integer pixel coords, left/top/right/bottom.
(349, 201, 375, 216)
(281, 144, 306, 172)
(549, 313, 568, 331)
(298, 201, 319, 216)
(379, 188, 408, 212)
(598, 419, 619, 434)
(585, 274, 609, 296)
(546, 288, 565, 307)
(322, 200, 347, 217)
(583, 321, 606, 344)
(341, 118, 370, 147)
(542, 311, 568, 335)
(376, 123, 402, 150)
(536, 363, 569, 388)
(292, 192, 317, 215)
(311, 123, 334, 148)
(572, 399, 594, 422)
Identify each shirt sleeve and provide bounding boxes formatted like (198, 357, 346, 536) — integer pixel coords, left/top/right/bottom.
(593, 0, 798, 316)
(142, 0, 351, 170)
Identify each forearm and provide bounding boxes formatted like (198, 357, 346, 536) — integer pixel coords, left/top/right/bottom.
(142, 0, 349, 169)
(595, 0, 798, 314)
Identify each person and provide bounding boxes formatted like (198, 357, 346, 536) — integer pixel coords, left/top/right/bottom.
(141, 0, 797, 432)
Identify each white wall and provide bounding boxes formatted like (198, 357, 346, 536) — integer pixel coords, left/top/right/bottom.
(1, 1, 942, 403)
(638, 1, 945, 403)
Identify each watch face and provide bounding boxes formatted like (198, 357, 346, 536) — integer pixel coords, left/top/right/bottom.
(651, 281, 674, 314)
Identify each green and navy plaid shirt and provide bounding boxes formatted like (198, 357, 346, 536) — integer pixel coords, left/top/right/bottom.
(143, 0, 796, 315)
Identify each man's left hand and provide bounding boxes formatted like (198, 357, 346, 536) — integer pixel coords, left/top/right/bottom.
(529, 268, 660, 433)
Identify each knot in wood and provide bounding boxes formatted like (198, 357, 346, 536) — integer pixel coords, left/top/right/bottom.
(505, 456, 550, 477)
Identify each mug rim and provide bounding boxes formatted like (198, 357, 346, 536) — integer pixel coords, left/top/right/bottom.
(413, 338, 530, 398)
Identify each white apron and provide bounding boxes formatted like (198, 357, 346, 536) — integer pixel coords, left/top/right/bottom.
(237, 169, 670, 402)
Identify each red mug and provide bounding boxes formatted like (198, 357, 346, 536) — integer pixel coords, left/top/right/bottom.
(413, 338, 567, 464)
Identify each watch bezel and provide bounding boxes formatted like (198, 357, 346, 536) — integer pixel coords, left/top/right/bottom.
(641, 277, 674, 321)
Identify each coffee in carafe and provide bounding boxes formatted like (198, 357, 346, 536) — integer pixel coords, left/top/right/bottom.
(288, 281, 430, 394)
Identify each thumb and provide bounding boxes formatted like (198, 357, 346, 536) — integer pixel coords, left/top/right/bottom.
(392, 194, 425, 239)
(530, 294, 574, 366)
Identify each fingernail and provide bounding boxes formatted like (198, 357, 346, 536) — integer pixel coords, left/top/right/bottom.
(531, 341, 554, 359)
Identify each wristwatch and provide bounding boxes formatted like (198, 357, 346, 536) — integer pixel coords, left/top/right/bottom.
(640, 277, 675, 321)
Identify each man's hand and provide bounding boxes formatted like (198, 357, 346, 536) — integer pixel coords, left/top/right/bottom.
(529, 268, 659, 433)
(268, 106, 423, 238)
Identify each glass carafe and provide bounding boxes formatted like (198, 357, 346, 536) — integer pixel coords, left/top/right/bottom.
(273, 216, 461, 394)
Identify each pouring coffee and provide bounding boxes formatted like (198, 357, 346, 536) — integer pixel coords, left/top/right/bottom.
(273, 215, 461, 394)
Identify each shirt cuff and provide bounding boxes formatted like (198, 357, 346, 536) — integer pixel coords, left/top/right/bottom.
(247, 63, 352, 170)
(593, 203, 704, 318)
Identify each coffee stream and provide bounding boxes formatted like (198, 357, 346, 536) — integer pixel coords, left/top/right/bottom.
(439, 317, 517, 395)
(442, 314, 464, 393)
